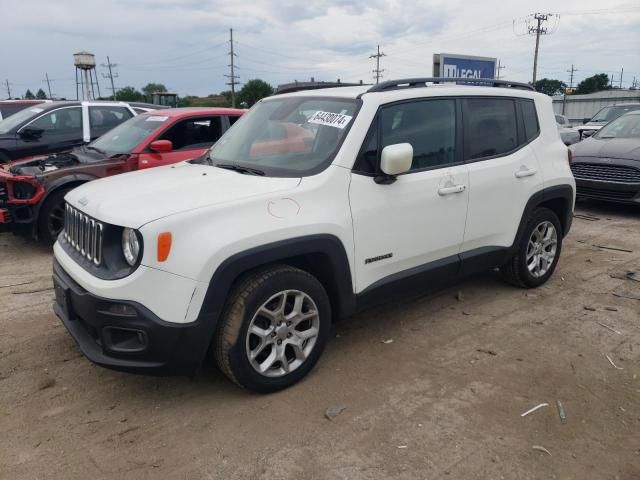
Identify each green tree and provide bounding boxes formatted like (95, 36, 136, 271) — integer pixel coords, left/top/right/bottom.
(24, 89, 35, 100)
(115, 86, 145, 102)
(141, 83, 168, 95)
(237, 79, 273, 107)
(36, 88, 47, 100)
(575, 74, 610, 95)
(534, 78, 567, 96)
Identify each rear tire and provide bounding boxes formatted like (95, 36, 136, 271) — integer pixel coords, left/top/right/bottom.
(214, 265, 331, 393)
(37, 188, 72, 243)
(500, 207, 563, 288)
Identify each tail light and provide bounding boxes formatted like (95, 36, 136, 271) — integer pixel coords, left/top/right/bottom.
(567, 149, 573, 165)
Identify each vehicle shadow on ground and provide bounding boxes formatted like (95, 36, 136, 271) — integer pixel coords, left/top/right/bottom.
(576, 198, 640, 218)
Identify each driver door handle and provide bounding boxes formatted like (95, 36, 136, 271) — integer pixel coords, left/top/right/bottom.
(438, 184, 466, 196)
(515, 167, 537, 178)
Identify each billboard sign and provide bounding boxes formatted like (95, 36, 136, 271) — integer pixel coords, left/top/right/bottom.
(433, 53, 497, 80)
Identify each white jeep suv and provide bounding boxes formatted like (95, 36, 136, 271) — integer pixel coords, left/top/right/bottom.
(52, 78, 575, 392)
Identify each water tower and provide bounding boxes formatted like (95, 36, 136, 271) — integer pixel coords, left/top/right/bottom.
(74, 51, 101, 100)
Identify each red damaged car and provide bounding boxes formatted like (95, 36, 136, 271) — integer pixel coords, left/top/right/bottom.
(0, 107, 244, 242)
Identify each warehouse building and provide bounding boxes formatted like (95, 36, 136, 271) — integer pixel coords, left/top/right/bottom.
(552, 89, 640, 123)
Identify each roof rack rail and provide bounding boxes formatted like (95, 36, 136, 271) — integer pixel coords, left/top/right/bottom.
(365, 77, 534, 93)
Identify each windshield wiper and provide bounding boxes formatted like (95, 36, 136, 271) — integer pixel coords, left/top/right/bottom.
(216, 163, 265, 176)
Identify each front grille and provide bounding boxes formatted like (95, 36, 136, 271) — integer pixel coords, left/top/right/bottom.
(63, 204, 103, 266)
(571, 163, 640, 184)
(576, 186, 637, 201)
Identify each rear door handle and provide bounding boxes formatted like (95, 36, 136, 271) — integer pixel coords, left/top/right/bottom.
(515, 167, 537, 178)
(438, 184, 466, 196)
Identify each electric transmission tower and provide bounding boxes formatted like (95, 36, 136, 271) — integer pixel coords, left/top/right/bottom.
(101, 56, 119, 99)
(527, 13, 554, 85)
(370, 45, 386, 84)
(224, 28, 240, 108)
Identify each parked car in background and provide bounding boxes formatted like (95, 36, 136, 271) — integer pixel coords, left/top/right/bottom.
(0, 100, 51, 121)
(570, 110, 640, 204)
(0, 101, 138, 163)
(556, 114, 579, 145)
(127, 102, 168, 114)
(0, 107, 244, 241)
(576, 103, 640, 140)
(51, 78, 574, 392)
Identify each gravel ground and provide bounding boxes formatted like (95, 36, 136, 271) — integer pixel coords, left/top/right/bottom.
(1, 200, 639, 480)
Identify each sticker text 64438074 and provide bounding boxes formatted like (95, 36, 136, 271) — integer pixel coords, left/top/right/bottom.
(308, 111, 353, 129)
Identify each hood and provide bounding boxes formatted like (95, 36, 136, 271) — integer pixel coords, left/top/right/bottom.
(572, 136, 640, 161)
(65, 162, 301, 228)
(6, 147, 106, 177)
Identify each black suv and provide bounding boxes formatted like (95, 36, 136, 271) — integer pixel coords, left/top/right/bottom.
(0, 101, 137, 163)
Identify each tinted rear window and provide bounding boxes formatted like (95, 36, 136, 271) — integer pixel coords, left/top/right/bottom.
(463, 98, 517, 160)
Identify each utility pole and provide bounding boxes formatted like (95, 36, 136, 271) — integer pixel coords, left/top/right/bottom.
(495, 60, 505, 80)
(101, 56, 119, 99)
(225, 28, 240, 108)
(4, 79, 11, 99)
(619, 67, 624, 89)
(562, 64, 577, 115)
(369, 45, 386, 84)
(528, 13, 552, 85)
(44, 73, 53, 99)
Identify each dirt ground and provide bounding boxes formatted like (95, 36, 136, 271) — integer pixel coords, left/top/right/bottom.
(1, 200, 639, 480)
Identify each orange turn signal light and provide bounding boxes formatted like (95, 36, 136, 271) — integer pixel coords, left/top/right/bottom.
(157, 232, 172, 262)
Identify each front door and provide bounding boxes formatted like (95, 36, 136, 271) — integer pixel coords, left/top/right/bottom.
(349, 98, 469, 293)
(16, 106, 84, 158)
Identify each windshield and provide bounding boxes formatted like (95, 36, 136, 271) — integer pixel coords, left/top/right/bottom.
(90, 113, 169, 156)
(590, 105, 640, 123)
(0, 106, 47, 134)
(595, 114, 640, 139)
(207, 96, 359, 176)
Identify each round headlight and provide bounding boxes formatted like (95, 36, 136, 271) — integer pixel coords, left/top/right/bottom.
(122, 228, 141, 266)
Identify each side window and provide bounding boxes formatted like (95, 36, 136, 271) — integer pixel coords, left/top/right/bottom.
(159, 116, 224, 150)
(522, 100, 540, 142)
(89, 106, 133, 136)
(28, 107, 82, 133)
(380, 99, 456, 171)
(228, 115, 240, 126)
(463, 98, 517, 160)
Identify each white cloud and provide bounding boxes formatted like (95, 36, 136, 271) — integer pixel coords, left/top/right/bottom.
(0, 0, 638, 98)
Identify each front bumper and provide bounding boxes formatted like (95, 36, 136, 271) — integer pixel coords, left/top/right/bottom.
(52, 259, 212, 375)
(571, 160, 640, 205)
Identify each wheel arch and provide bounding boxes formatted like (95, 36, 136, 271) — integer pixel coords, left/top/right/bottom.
(31, 174, 97, 238)
(513, 184, 574, 249)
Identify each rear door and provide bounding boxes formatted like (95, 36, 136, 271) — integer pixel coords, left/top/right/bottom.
(137, 115, 225, 169)
(349, 98, 469, 293)
(15, 106, 83, 157)
(461, 97, 544, 252)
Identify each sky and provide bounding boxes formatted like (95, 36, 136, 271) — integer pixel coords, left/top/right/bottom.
(0, 0, 639, 99)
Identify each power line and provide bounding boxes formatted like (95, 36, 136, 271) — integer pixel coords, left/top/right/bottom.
(224, 28, 240, 108)
(101, 56, 119, 99)
(370, 45, 386, 84)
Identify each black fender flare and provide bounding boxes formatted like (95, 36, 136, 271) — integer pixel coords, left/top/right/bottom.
(190, 234, 355, 366)
(31, 174, 98, 237)
(512, 184, 575, 249)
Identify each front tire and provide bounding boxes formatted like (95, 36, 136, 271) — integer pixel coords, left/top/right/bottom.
(501, 207, 563, 288)
(37, 188, 72, 243)
(214, 265, 331, 392)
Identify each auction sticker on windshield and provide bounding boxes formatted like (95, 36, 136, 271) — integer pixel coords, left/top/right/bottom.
(309, 111, 352, 129)
(146, 116, 168, 122)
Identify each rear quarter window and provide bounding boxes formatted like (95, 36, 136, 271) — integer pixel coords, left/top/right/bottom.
(521, 100, 540, 142)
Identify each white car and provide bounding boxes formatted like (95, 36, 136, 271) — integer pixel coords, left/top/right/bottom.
(555, 114, 579, 145)
(52, 78, 575, 392)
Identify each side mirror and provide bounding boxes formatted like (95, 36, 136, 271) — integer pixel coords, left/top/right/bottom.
(149, 139, 173, 153)
(19, 127, 44, 139)
(376, 143, 413, 184)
